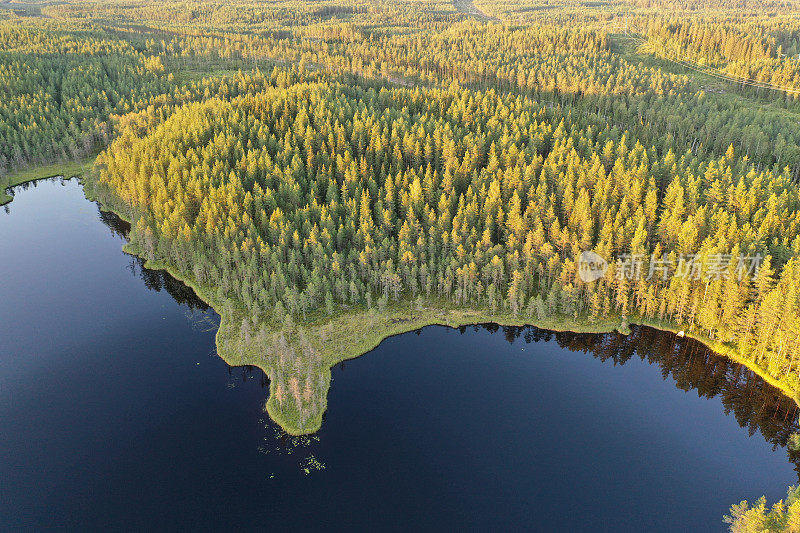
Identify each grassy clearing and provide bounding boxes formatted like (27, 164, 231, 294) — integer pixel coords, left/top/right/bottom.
(123, 243, 800, 435)
(1, 157, 94, 206)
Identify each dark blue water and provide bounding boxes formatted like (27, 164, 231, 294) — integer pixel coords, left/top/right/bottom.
(1, 179, 798, 531)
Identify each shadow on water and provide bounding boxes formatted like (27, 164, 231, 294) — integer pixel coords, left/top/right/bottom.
(95, 201, 296, 429)
(476, 324, 800, 447)
(94, 198, 314, 456)
(90, 179, 800, 471)
(3, 176, 208, 312)
(464, 323, 800, 479)
(96, 204, 210, 312)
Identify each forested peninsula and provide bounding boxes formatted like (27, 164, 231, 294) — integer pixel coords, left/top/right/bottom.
(85, 65, 800, 434)
(3, 0, 800, 438)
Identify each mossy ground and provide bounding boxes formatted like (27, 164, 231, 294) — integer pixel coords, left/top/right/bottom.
(213, 298, 627, 435)
(228, 304, 800, 435)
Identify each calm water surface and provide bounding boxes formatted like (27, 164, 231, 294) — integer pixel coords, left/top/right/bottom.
(1, 179, 798, 531)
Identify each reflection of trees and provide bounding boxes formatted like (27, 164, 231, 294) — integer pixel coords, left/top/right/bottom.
(228, 364, 270, 388)
(96, 205, 209, 311)
(97, 207, 131, 239)
(475, 324, 800, 451)
(134, 260, 210, 311)
(3, 177, 67, 213)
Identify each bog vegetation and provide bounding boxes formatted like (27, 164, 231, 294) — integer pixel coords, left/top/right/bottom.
(4, 0, 800, 527)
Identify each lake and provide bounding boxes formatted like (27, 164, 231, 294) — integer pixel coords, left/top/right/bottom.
(1, 178, 798, 531)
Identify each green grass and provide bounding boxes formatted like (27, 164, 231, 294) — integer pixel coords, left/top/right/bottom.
(1, 158, 94, 206)
(100, 217, 628, 436)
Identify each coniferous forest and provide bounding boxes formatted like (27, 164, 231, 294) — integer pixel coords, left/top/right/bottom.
(5, 0, 800, 528)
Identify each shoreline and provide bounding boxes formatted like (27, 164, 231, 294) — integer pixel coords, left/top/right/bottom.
(94, 195, 800, 434)
(1, 157, 94, 206)
(18, 164, 796, 436)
